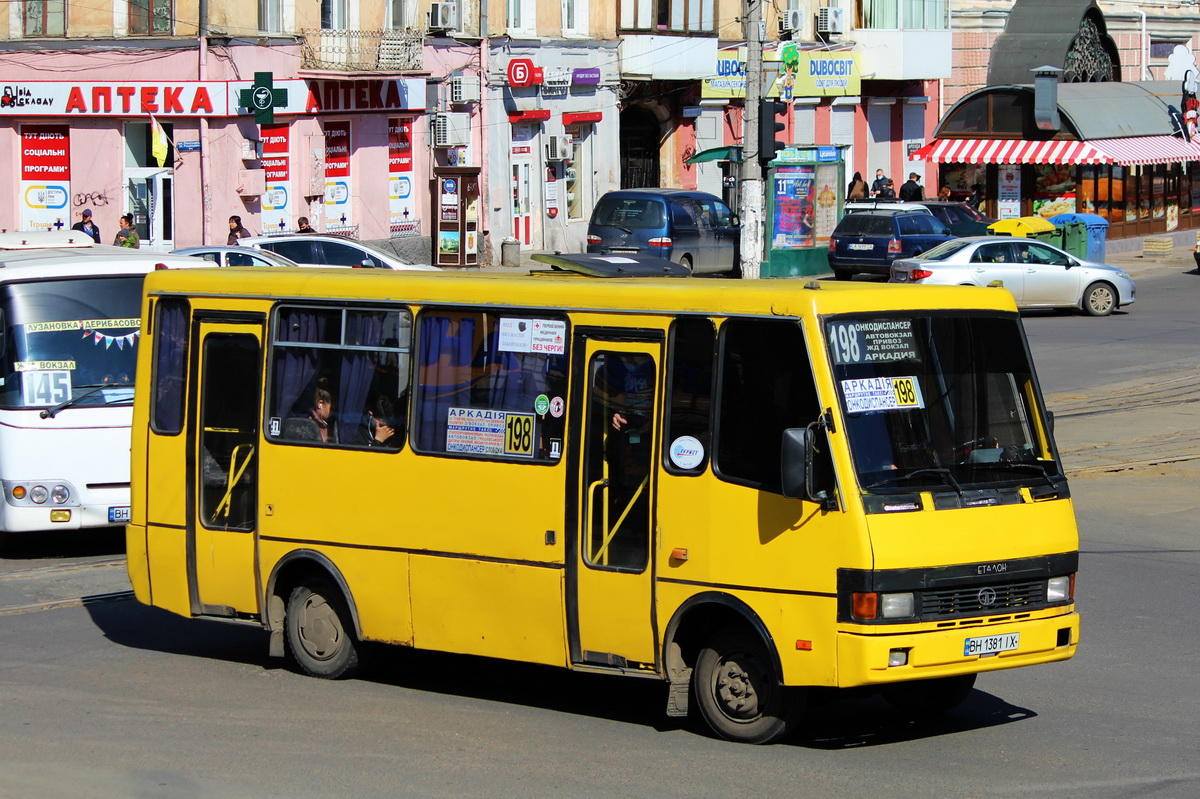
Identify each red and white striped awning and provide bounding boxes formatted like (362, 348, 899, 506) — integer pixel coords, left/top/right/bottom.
(911, 136, 1200, 166)
(1090, 136, 1200, 165)
(910, 138, 1113, 165)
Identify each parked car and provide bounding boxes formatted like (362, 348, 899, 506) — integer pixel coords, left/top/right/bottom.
(586, 189, 741, 276)
(910, 200, 997, 236)
(240, 234, 439, 271)
(888, 236, 1135, 316)
(843, 200, 931, 215)
(827, 209, 955, 280)
(171, 246, 303, 267)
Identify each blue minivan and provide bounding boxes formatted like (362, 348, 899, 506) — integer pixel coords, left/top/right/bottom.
(587, 189, 741, 276)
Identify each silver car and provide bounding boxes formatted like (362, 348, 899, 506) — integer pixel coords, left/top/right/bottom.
(240, 234, 439, 271)
(171, 246, 302, 268)
(889, 236, 1135, 316)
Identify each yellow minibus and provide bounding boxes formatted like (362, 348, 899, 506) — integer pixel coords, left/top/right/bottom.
(127, 262, 1079, 744)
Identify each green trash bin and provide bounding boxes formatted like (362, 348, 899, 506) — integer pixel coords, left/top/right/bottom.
(1028, 226, 1066, 249)
(1053, 221, 1088, 259)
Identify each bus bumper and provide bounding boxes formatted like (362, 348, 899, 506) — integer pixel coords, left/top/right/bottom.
(0, 501, 125, 533)
(836, 611, 1080, 687)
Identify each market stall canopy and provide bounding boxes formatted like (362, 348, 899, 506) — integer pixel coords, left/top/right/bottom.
(685, 146, 742, 164)
(910, 135, 1200, 166)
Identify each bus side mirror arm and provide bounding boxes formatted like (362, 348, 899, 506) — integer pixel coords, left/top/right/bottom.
(781, 427, 811, 500)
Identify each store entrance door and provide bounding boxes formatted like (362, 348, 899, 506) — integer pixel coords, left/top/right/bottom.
(125, 168, 174, 251)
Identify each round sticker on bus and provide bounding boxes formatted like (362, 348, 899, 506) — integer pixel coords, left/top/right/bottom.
(669, 436, 705, 470)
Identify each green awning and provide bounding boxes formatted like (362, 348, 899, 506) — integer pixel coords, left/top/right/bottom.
(685, 146, 742, 164)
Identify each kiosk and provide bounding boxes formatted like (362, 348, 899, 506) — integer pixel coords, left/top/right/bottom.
(762, 145, 846, 278)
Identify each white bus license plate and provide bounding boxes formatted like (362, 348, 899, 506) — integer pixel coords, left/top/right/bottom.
(964, 632, 1019, 657)
(108, 506, 131, 523)
(848, 243, 874, 251)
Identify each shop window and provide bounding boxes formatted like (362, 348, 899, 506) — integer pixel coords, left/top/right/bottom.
(619, 0, 714, 33)
(124, 121, 175, 168)
(129, 0, 172, 35)
(714, 319, 821, 493)
(565, 126, 590, 221)
(413, 310, 569, 463)
(23, 0, 65, 36)
(267, 306, 412, 450)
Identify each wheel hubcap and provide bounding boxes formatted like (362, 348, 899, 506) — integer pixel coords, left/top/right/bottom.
(297, 594, 342, 661)
(714, 655, 764, 720)
(1090, 288, 1113, 314)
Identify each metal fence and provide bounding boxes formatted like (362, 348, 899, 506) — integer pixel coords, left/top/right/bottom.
(300, 29, 423, 72)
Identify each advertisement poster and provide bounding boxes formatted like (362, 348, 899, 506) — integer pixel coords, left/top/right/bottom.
(997, 165, 1022, 220)
(323, 120, 352, 227)
(20, 125, 70, 232)
(814, 164, 840, 241)
(772, 165, 815, 249)
(388, 117, 415, 235)
(260, 123, 291, 234)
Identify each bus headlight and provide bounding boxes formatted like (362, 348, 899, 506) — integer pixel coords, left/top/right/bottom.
(1047, 575, 1073, 602)
(29, 485, 49, 504)
(880, 592, 915, 619)
(11, 485, 27, 501)
(51, 485, 70, 504)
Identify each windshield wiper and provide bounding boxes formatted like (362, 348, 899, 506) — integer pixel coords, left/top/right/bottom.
(39, 383, 133, 419)
(866, 468, 964, 497)
(971, 461, 1058, 488)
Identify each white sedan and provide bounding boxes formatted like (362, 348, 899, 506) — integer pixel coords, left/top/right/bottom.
(889, 236, 1135, 316)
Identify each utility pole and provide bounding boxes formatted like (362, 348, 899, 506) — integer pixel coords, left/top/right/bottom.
(739, 0, 763, 279)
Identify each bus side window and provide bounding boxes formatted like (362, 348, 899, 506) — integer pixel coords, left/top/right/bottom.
(664, 317, 715, 474)
(151, 297, 190, 435)
(414, 310, 569, 462)
(268, 305, 412, 450)
(714, 320, 828, 495)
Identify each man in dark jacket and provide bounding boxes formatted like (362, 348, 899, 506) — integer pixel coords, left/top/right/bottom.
(899, 173, 924, 202)
(71, 209, 101, 243)
(871, 169, 888, 196)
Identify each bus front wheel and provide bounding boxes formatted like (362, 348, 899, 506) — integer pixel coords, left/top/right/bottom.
(694, 627, 800, 744)
(285, 580, 361, 679)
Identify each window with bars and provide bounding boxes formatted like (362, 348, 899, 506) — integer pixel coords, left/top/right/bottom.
(129, 0, 173, 35)
(23, 0, 66, 37)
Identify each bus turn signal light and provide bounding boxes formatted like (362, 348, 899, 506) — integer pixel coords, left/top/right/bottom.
(852, 592, 878, 620)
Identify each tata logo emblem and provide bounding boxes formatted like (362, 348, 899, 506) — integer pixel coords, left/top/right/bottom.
(977, 587, 998, 607)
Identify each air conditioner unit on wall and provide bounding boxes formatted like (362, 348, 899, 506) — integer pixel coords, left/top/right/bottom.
(545, 135, 571, 161)
(450, 76, 481, 104)
(428, 1, 457, 30)
(817, 7, 846, 34)
(433, 113, 471, 147)
(780, 9, 803, 33)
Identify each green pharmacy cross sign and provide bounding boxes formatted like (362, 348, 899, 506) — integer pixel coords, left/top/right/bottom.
(239, 72, 287, 124)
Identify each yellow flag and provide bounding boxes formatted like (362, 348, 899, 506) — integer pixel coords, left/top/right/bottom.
(150, 116, 168, 167)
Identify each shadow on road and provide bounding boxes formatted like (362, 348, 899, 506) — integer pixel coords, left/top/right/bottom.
(0, 527, 124, 560)
(87, 597, 1039, 746)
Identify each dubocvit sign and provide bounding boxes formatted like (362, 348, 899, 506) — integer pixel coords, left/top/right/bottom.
(702, 47, 861, 100)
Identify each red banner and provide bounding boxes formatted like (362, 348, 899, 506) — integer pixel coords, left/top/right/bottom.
(324, 121, 351, 179)
(388, 117, 413, 174)
(21, 125, 70, 181)
(260, 123, 290, 182)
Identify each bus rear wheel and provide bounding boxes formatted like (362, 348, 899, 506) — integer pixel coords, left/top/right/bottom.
(285, 579, 361, 679)
(694, 627, 799, 744)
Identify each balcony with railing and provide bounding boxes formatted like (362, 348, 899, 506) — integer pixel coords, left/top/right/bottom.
(300, 29, 424, 72)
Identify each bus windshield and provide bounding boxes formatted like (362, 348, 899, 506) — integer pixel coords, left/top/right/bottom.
(0, 276, 143, 410)
(826, 313, 1059, 494)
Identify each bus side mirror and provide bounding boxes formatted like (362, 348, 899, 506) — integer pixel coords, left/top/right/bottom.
(781, 427, 811, 500)
(1046, 410, 1054, 436)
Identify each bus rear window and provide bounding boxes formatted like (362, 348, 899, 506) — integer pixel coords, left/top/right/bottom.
(413, 310, 569, 463)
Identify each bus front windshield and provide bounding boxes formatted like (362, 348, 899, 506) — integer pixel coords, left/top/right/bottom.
(0, 277, 144, 410)
(826, 313, 1061, 494)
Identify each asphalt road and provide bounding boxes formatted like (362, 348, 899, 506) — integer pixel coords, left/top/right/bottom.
(1, 264, 1197, 798)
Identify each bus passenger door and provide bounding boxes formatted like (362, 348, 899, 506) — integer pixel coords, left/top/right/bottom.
(189, 321, 263, 617)
(569, 338, 660, 670)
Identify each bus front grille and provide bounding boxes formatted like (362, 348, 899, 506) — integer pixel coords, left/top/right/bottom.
(920, 579, 1046, 619)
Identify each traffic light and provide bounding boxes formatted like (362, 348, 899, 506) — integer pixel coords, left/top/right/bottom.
(759, 99, 787, 166)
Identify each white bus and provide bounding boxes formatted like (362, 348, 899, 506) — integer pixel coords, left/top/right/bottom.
(0, 232, 198, 538)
